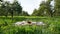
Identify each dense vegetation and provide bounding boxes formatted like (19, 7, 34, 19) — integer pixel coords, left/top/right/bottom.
(0, 0, 60, 34)
(0, 16, 60, 34)
(0, 0, 60, 17)
(32, 0, 60, 17)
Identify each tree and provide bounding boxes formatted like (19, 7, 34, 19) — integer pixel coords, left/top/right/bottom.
(0, 0, 3, 16)
(0, 0, 22, 22)
(0, 0, 3, 2)
(7, 0, 22, 22)
(12, 0, 22, 16)
(32, 1, 49, 16)
(32, 0, 53, 17)
(38, 1, 47, 16)
(0, 0, 22, 16)
(4, 2, 10, 17)
(0, 1, 10, 17)
(45, 0, 53, 17)
(20, 11, 29, 16)
(32, 9, 38, 16)
(54, 0, 60, 16)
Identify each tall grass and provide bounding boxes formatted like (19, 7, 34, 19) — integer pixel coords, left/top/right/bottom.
(0, 16, 60, 34)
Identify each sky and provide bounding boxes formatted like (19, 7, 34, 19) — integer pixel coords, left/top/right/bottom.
(18, 0, 44, 15)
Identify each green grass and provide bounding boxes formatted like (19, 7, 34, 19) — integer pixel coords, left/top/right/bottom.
(0, 16, 60, 34)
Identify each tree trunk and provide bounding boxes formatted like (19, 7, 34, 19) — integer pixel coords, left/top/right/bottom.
(11, 11, 13, 23)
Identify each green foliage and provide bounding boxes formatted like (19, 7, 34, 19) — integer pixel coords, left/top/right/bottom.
(0, 16, 60, 34)
(12, 0, 22, 16)
(32, 9, 39, 16)
(54, 0, 60, 16)
(32, 0, 54, 17)
(20, 11, 29, 16)
(0, 0, 22, 16)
